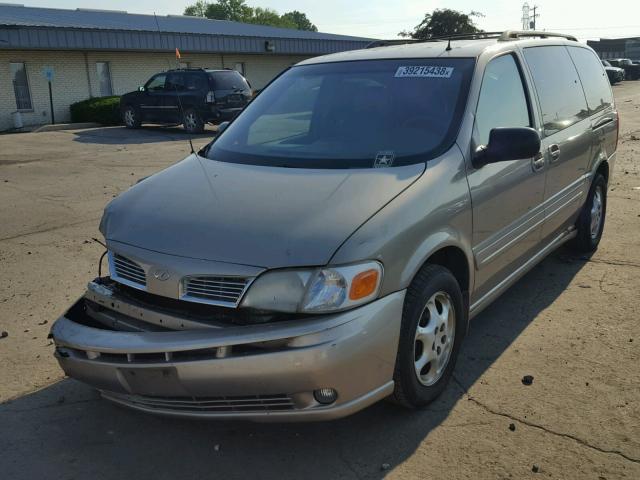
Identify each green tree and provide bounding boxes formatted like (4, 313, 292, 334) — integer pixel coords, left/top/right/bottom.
(204, 0, 253, 22)
(183, 1, 318, 31)
(281, 11, 318, 32)
(400, 9, 483, 39)
(248, 7, 296, 29)
(184, 0, 209, 17)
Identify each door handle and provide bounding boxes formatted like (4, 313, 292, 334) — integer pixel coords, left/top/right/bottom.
(532, 152, 545, 171)
(592, 117, 613, 130)
(548, 144, 561, 163)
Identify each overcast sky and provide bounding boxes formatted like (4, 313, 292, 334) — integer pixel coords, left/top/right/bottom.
(21, 0, 640, 40)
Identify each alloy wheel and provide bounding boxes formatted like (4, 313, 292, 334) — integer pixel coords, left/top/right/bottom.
(590, 186, 603, 239)
(184, 112, 198, 131)
(413, 291, 456, 387)
(124, 108, 135, 127)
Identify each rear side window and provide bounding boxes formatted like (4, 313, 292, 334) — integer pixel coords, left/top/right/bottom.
(568, 47, 613, 114)
(166, 72, 185, 91)
(475, 54, 531, 147)
(185, 74, 207, 91)
(524, 46, 589, 136)
(209, 71, 249, 90)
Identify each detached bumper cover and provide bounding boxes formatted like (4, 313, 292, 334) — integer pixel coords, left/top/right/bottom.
(51, 291, 405, 421)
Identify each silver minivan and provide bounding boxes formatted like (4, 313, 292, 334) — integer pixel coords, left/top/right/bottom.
(51, 31, 618, 421)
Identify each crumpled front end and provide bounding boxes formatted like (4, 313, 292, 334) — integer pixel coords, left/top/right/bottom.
(50, 277, 404, 421)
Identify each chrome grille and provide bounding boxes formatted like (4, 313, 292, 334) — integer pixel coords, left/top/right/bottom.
(111, 253, 146, 288)
(183, 276, 248, 306)
(104, 392, 296, 413)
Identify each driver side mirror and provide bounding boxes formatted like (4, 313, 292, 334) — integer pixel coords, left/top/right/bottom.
(472, 127, 541, 169)
(217, 121, 230, 135)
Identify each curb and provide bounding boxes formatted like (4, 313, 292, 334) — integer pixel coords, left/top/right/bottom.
(33, 122, 102, 133)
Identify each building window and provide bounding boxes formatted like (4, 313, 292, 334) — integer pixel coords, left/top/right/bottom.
(234, 62, 245, 75)
(96, 62, 113, 96)
(10, 62, 32, 111)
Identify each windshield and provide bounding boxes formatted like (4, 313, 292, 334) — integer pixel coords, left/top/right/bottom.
(206, 58, 475, 168)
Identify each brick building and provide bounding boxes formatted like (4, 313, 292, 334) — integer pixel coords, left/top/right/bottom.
(0, 4, 371, 130)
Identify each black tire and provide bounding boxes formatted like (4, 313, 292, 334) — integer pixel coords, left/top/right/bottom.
(570, 172, 607, 253)
(183, 108, 204, 134)
(122, 105, 141, 129)
(391, 264, 466, 408)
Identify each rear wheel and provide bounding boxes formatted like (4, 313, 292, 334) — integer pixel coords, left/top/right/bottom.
(183, 108, 204, 134)
(391, 264, 466, 408)
(571, 172, 607, 253)
(122, 105, 141, 129)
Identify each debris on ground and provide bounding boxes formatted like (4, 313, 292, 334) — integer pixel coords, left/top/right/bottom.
(0, 331, 8, 339)
(522, 375, 534, 386)
(532, 464, 540, 473)
(380, 463, 391, 471)
(38, 320, 48, 325)
(213, 444, 220, 452)
(508, 423, 516, 431)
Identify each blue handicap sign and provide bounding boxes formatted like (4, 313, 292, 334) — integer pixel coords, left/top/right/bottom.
(42, 66, 54, 82)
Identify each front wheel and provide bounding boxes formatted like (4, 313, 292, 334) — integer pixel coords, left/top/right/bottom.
(391, 264, 466, 408)
(122, 106, 141, 129)
(570, 172, 607, 253)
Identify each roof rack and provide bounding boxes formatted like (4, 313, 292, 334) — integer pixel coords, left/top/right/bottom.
(366, 30, 577, 49)
(366, 32, 502, 48)
(499, 30, 578, 42)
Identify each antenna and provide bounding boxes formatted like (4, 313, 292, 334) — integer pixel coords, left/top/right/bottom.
(153, 12, 195, 155)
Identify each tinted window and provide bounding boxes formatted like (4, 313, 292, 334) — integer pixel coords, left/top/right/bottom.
(166, 72, 185, 91)
(206, 58, 475, 169)
(209, 71, 249, 90)
(185, 74, 207, 91)
(568, 47, 613, 114)
(146, 74, 166, 91)
(475, 54, 531, 146)
(524, 46, 589, 136)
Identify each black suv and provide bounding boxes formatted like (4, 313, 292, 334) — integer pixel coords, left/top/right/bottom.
(120, 69, 252, 133)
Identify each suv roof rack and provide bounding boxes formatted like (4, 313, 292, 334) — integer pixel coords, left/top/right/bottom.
(366, 30, 577, 49)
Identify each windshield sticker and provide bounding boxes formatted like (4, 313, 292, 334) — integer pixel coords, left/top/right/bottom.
(374, 151, 395, 168)
(395, 66, 454, 78)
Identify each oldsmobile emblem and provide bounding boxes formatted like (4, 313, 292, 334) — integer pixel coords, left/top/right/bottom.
(152, 268, 171, 281)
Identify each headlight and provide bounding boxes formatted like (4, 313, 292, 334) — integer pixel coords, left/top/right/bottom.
(240, 261, 383, 314)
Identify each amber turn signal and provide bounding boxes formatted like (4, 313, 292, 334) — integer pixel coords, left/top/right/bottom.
(349, 269, 379, 300)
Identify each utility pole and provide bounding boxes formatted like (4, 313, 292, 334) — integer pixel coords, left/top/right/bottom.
(530, 5, 540, 30)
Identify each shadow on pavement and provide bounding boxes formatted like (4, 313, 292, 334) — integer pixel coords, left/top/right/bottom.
(71, 125, 216, 145)
(0, 248, 588, 480)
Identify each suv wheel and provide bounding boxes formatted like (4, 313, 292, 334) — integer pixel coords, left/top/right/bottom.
(183, 109, 204, 134)
(571, 172, 607, 252)
(123, 106, 141, 129)
(391, 264, 466, 408)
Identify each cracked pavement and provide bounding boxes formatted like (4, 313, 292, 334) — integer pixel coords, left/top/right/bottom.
(1, 84, 639, 479)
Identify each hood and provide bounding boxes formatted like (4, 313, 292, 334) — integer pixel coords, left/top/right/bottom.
(100, 155, 424, 268)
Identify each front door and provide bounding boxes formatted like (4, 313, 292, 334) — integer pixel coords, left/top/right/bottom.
(466, 52, 546, 303)
(140, 73, 168, 122)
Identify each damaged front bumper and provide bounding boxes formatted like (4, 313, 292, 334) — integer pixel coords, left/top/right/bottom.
(50, 280, 404, 421)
